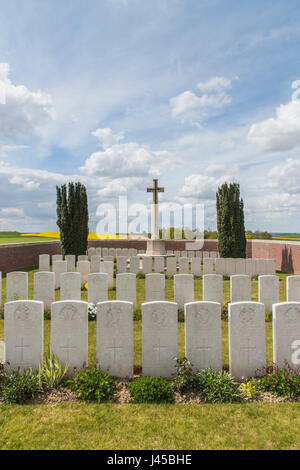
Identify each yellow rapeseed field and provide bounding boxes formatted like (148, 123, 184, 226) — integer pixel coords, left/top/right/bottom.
(21, 232, 127, 240)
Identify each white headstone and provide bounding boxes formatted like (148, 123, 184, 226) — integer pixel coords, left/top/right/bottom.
(235, 258, 246, 275)
(259, 275, 279, 313)
(185, 301, 222, 372)
(273, 302, 300, 368)
(215, 258, 225, 275)
(203, 274, 223, 306)
(146, 273, 165, 302)
(102, 248, 109, 257)
(225, 258, 235, 276)
(202, 251, 209, 260)
(96, 247, 102, 257)
(103, 255, 114, 262)
(188, 251, 195, 258)
(4, 300, 43, 371)
(39, 254, 50, 272)
(117, 256, 127, 274)
(266, 259, 276, 275)
(77, 260, 91, 286)
(245, 259, 255, 276)
(142, 301, 178, 378)
(203, 258, 214, 275)
(53, 260, 68, 289)
(210, 251, 217, 259)
(109, 248, 115, 258)
(52, 254, 63, 265)
(230, 275, 251, 303)
(88, 247, 96, 260)
(51, 300, 88, 374)
(116, 273, 136, 308)
(100, 261, 114, 288)
(142, 257, 152, 274)
(196, 251, 202, 259)
(166, 257, 177, 277)
(65, 255, 76, 272)
(154, 256, 165, 273)
(90, 255, 101, 273)
(130, 256, 140, 274)
(191, 258, 201, 277)
(88, 273, 108, 304)
(97, 301, 133, 377)
(78, 255, 88, 262)
(179, 257, 189, 274)
(287, 276, 300, 302)
(181, 250, 187, 258)
(174, 250, 181, 261)
(7, 271, 28, 301)
(60, 272, 81, 301)
(116, 248, 122, 257)
(34, 272, 55, 311)
(229, 301, 266, 379)
(174, 274, 194, 311)
(128, 248, 137, 257)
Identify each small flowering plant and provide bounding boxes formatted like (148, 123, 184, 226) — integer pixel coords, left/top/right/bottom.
(256, 362, 300, 398)
(88, 303, 97, 322)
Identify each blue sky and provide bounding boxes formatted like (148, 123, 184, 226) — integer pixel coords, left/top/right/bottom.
(0, 0, 300, 233)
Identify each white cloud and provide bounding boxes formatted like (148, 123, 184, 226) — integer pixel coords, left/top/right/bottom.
(196, 76, 233, 93)
(1, 207, 25, 216)
(177, 173, 237, 202)
(81, 130, 171, 178)
(170, 76, 233, 122)
(0, 63, 55, 141)
(264, 158, 300, 194)
(0, 143, 28, 158)
(248, 95, 300, 152)
(92, 128, 124, 149)
(97, 177, 143, 198)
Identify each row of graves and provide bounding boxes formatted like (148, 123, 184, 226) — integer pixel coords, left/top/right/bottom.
(2, 269, 300, 312)
(38, 252, 276, 284)
(2, 298, 300, 379)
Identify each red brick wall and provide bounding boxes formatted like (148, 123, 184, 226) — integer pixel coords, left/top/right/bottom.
(0, 242, 61, 274)
(249, 240, 300, 274)
(1, 239, 299, 274)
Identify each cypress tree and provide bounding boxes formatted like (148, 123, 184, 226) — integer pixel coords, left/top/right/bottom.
(216, 182, 246, 258)
(56, 182, 89, 257)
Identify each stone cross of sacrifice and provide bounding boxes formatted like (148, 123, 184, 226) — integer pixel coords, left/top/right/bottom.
(147, 179, 164, 240)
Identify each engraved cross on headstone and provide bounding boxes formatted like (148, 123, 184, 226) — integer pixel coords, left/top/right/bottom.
(106, 338, 123, 364)
(60, 338, 76, 362)
(240, 337, 256, 365)
(195, 338, 212, 365)
(147, 179, 164, 205)
(153, 337, 168, 362)
(15, 337, 30, 363)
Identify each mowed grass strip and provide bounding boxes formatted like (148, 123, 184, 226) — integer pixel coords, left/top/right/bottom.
(0, 403, 299, 450)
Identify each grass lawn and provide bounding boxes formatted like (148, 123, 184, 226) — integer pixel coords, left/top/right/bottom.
(0, 402, 299, 450)
(0, 268, 299, 450)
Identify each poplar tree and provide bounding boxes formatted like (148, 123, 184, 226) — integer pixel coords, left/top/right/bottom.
(56, 182, 89, 257)
(216, 182, 246, 258)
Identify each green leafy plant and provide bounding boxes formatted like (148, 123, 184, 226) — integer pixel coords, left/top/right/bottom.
(0, 369, 44, 404)
(172, 357, 197, 393)
(39, 350, 68, 389)
(196, 368, 241, 403)
(256, 364, 300, 398)
(129, 377, 174, 403)
(239, 379, 260, 400)
(67, 368, 116, 403)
